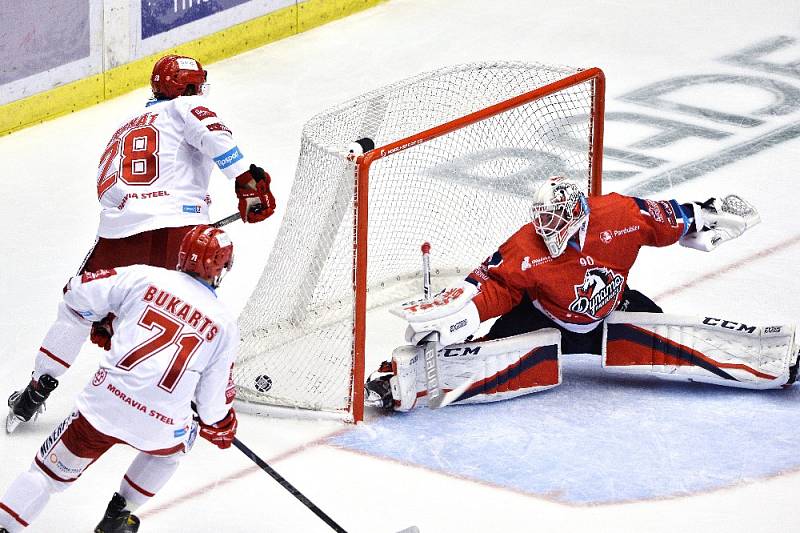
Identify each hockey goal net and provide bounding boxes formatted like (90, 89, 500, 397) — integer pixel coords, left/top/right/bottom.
(235, 62, 605, 422)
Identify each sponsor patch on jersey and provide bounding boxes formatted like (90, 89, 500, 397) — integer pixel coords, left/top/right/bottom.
(213, 146, 243, 169)
(613, 225, 640, 237)
(645, 199, 664, 223)
(637, 198, 680, 228)
(600, 230, 613, 244)
(81, 269, 117, 283)
(207, 122, 232, 135)
(190, 106, 217, 121)
(92, 368, 107, 386)
(660, 200, 679, 227)
(182, 205, 202, 213)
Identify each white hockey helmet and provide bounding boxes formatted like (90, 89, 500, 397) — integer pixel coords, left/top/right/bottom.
(531, 176, 589, 257)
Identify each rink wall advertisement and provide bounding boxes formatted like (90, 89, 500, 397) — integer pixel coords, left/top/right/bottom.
(141, 0, 254, 39)
(0, 0, 94, 85)
(0, 0, 383, 136)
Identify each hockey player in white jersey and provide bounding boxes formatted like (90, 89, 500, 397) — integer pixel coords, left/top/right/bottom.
(93, 53, 276, 253)
(0, 225, 240, 533)
(6, 54, 275, 432)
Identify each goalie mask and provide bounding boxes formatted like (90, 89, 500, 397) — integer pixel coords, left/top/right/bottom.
(177, 225, 234, 288)
(531, 176, 589, 257)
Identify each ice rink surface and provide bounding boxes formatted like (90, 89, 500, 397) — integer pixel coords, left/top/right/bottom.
(2, 1, 800, 531)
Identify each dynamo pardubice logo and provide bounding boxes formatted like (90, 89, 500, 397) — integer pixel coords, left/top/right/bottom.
(568, 267, 625, 320)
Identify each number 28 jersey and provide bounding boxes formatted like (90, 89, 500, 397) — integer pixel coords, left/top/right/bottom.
(65, 265, 239, 452)
(95, 95, 252, 239)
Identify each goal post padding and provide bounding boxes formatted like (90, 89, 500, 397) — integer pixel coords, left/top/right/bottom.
(235, 62, 605, 422)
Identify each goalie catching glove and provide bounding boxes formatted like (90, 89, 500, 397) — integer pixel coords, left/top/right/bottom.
(235, 164, 276, 223)
(390, 281, 481, 347)
(680, 195, 760, 252)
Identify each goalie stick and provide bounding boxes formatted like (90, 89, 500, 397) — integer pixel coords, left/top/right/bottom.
(233, 438, 419, 533)
(419, 242, 480, 410)
(420, 242, 447, 409)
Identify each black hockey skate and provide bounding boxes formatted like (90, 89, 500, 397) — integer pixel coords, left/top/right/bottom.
(365, 361, 394, 411)
(5, 374, 59, 433)
(94, 493, 140, 533)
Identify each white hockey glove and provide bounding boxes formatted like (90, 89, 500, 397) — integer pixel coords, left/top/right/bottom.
(390, 281, 481, 347)
(679, 195, 760, 252)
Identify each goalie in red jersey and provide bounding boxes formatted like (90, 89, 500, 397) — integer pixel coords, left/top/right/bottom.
(366, 176, 799, 412)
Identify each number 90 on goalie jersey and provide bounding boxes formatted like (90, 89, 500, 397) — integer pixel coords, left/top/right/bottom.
(602, 312, 799, 389)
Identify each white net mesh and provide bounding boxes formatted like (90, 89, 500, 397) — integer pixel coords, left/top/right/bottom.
(235, 61, 603, 419)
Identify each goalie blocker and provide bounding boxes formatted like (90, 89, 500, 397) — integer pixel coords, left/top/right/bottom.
(368, 312, 798, 411)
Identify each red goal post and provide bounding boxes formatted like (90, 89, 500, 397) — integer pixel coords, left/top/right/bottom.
(234, 63, 605, 423)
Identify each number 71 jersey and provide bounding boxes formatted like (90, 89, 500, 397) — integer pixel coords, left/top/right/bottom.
(95, 95, 252, 239)
(66, 265, 239, 452)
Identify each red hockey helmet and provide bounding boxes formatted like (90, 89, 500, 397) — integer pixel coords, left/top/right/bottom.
(177, 225, 234, 287)
(151, 55, 208, 99)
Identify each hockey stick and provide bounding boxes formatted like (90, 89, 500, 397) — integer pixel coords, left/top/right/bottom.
(212, 204, 269, 228)
(232, 438, 349, 533)
(419, 243, 446, 409)
(211, 212, 240, 228)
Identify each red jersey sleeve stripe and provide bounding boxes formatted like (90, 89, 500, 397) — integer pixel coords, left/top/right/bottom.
(39, 346, 71, 368)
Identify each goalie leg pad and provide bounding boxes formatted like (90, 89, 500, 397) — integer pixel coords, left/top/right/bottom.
(603, 312, 798, 389)
(389, 329, 562, 411)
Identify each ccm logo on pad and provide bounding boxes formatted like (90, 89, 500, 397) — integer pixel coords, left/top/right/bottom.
(703, 317, 756, 334)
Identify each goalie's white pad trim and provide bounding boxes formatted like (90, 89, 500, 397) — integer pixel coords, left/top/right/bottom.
(390, 329, 562, 411)
(603, 312, 797, 389)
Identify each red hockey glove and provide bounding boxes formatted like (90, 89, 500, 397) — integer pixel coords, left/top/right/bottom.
(235, 164, 275, 223)
(199, 409, 238, 449)
(90, 313, 115, 351)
